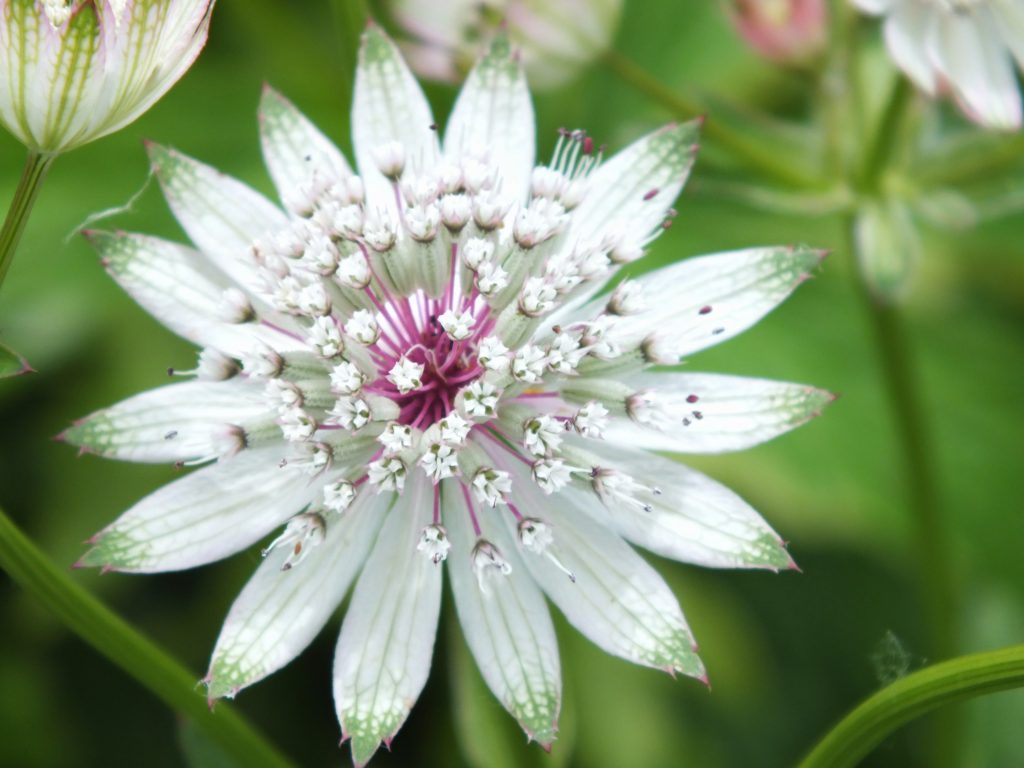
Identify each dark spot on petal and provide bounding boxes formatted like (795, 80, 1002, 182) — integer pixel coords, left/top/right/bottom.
(699, 305, 712, 315)
(686, 394, 699, 404)
(643, 188, 659, 201)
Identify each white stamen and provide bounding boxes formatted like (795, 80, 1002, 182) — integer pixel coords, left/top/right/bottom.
(532, 458, 572, 494)
(262, 512, 326, 571)
(417, 524, 451, 564)
(517, 518, 575, 582)
(471, 540, 512, 594)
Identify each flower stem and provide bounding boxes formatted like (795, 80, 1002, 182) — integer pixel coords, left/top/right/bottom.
(798, 644, 1024, 768)
(0, 151, 55, 293)
(0, 507, 294, 768)
(600, 49, 822, 190)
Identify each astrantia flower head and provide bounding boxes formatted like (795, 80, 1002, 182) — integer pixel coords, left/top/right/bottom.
(852, 0, 1024, 130)
(388, 0, 623, 89)
(66, 26, 831, 765)
(0, 0, 214, 153)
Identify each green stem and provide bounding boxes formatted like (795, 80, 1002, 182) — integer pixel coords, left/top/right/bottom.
(0, 151, 54, 293)
(798, 644, 1024, 768)
(0, 508, 293, 768)
(857, 76, 913, 193)
(601, 49, 822, 190)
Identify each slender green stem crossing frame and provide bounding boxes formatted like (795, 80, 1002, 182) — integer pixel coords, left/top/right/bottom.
(0, 151, 54, 293)
(799, 645, 1024, 768)
(0, 508, 294, 768)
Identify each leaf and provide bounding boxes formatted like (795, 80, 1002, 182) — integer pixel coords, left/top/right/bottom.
(0, 341, 32, 378)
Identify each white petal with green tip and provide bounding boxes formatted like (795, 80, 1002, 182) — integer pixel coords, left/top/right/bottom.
(333, 475, 441, 767)
(497, 457, 705, 679)
(603, 373, 832, 454)
(259, 85, 353, 208)
(206, 487, 386, 700)
(352, 24, 439, 212)
(79, 449, 319, 573)
(85, 230, 287, 355)
(444, 482, 562, 747)
(443, 33, 534, 204)
(570, 121, 699, 245)
(63, 379, 272, 463)
(611, 245, 824, 361)
(149, 143, 288, 297)
(581, 441, 794, 570)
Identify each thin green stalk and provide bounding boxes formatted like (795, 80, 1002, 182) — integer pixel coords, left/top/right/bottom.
(857, 76, 913, 194)
(799, 644, 1024, 768)
(601, 49, 823, 190)
(0, 151, 54, 292)
(0, 508, 293, 768)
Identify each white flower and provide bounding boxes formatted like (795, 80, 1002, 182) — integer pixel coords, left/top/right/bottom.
(67, 28, 830, 766)
(852, 0, 1024, 129)
(388, 0, 624, 90)
(0, 0, 214, 153)
(438, 308, 475, 341)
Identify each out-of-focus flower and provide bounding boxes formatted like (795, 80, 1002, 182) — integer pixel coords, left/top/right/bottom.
(731, 0, 827, 63)
(0, 0, 214, 154)
(388, 0, 623, 89)
(851, 0, 1024, 130)
(66, 27, 830, 765)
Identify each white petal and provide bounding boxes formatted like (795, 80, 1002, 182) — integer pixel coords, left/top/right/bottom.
(994, 0, 1024, 70)
(259, 85, 353, 207)
(444, 33, 534, 204)
(498, 460, 705, 679)
(78, 449, 317, 573)
(148, 143, 289, 296)
(883, 2, 938, 94)
(929, 11, 1021, 130)
(610, 246, 823, 361)
(444, 482, 561, 746)
(334, 475, 441, 766)
(84, 230, 280, 355)
(851, 0, 890, 14)
(605, 373, 833, 454)
(570, 121, 699, 247)
(352, 25, 439, 212)
(206, 487, 387, 698)
(62, 379, 271, 463)
(579, 440, 794, 570)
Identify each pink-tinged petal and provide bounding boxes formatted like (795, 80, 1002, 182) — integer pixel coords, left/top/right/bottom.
(148, 142, 289, 297)
(883, 1, 938, 94)
(444, 480, 561, 747)
(206, 487, 386, 699)
(259, 85, 353, 210)
(594, 373, 833, 454)
(352, 24, 439, 213)
(566, 438, 795, 571)
(444, 32, 534, 205)
(929, 10, 1021, 130)
(333, 474, 442, 767)
(84, 230, 294, 356)
(77, 448, 319, 573)
(62, 379, 273, 463)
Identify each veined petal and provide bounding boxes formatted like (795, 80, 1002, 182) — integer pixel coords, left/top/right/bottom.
(444, 33, 534, 204)
(91, 0, 213, 141)
(78, 449, 317, 573)
(610, 245, 824, 361)
(570, 121, 699, 247)
(206, 487, 387, 699)
(444, 482, 561, 747)
(603, 373, 833, 454)
(84, 230, 283, 355)
(352, 24, 439, 211)
(333, 474, 441, 767)
(580, 440, 794, 570)
(148, 142, 289, 296)
(498, 459, 704, 679)
(259, 85, 353, 208)
(61, 379, 272, 463)
(29, 2, 103, 151)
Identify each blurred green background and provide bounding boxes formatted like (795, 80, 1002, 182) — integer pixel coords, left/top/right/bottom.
(1, 1, 1023, 766)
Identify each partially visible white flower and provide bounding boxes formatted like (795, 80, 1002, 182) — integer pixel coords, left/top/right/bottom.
(388, 0, 624, 90)
(0, 0, 215, 153)
(851, 0, 1024, 129)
